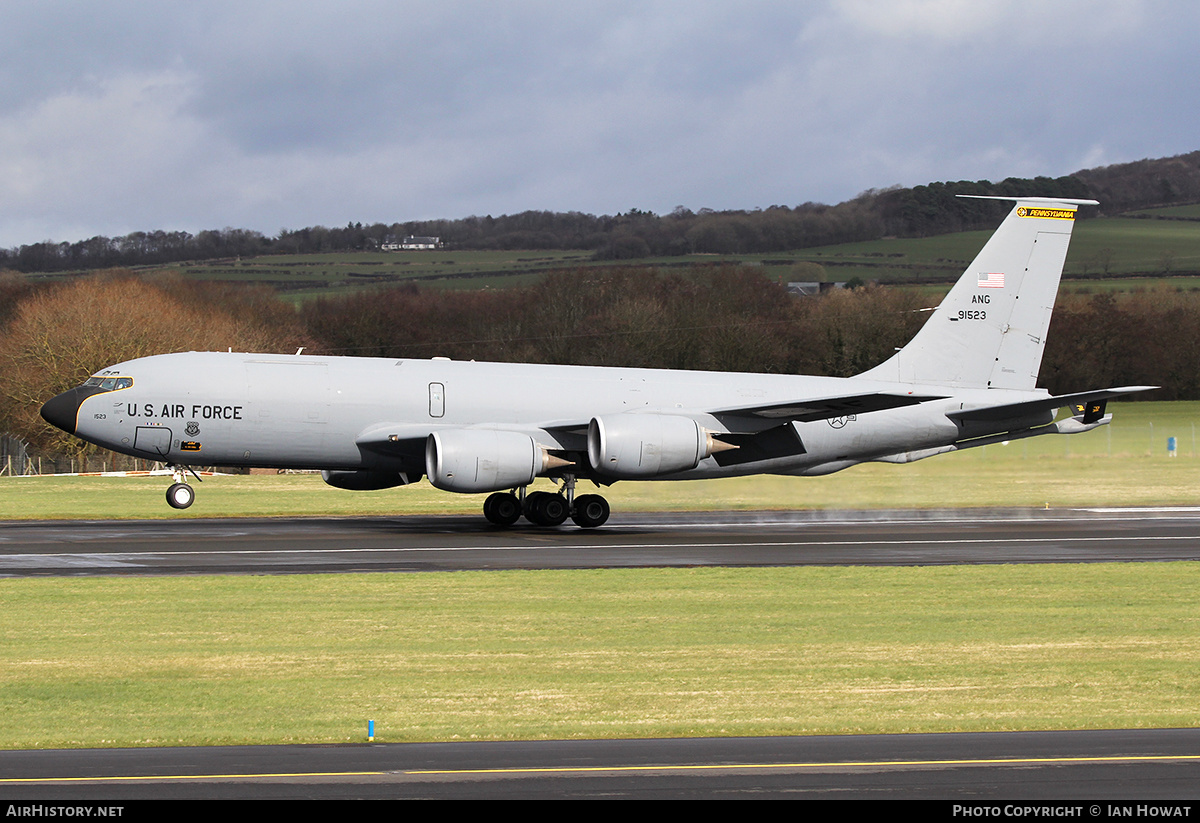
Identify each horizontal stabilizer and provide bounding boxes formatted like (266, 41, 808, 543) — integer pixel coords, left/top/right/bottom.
(946, 386, 1156, 423)
(957, 195, 1100, 207)
(712, 391, 944, 425)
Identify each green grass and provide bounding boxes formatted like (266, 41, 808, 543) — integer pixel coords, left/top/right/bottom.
(779, 217, 1200, 284)
(1127, 204, 1200, 219)
(170, 249, 597, 297)
(1070, 218, 1200, 276)
(3, 402, 1196, 520)
(1059, 276, 1200, 294)
(2, 564, 1198, 748)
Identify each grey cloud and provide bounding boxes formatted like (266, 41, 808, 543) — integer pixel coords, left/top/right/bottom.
(2, 1, 1199, 247)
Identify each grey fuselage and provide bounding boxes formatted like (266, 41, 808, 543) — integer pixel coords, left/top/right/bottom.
(58, 351, 1043, 484)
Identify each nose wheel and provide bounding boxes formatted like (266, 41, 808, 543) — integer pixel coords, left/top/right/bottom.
(166, 482, 195, 509)
(164, 465, 199, 510)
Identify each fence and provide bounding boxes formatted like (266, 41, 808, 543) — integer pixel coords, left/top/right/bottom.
(0, 435, 30, 476)
(0, 434, 169, 475)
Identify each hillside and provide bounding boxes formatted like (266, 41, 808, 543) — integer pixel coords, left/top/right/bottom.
(84, 208, 1196, 300)
(4, 152, 1200, 279)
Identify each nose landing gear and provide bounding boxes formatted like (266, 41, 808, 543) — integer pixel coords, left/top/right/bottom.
(164, 465, 200, 510)
(166, 481, 195, 509)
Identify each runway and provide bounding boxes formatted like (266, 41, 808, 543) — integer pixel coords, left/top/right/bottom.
(4, 507, 1199, 800)
(3, 729, 1200, 800)
(2, 506, 1200, 576)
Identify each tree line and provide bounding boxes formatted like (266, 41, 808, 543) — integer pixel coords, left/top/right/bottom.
(6, 152, 1199, 273)
(1, 268, 1195, 461)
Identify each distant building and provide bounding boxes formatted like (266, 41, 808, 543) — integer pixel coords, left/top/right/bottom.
(382, 235, 443, 251)
(787, 281, 846, 296)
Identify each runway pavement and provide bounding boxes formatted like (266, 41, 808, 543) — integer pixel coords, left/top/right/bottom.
(2, 729, 1200, 800)
(1, 506, 1199, 576)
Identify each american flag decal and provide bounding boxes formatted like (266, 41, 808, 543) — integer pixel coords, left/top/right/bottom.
(978, 271, 1005, 288)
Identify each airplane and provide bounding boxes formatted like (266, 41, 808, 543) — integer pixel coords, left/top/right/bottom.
(40, 196, 1152, 527)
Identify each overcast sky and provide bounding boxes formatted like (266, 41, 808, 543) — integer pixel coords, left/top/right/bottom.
(1, 1, 1197, 248)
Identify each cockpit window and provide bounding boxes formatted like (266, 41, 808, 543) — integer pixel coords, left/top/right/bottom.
(83, 375, 132, 391)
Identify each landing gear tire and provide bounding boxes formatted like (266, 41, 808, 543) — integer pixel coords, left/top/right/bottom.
(525, 491, 569, 526)
(571, 494, 610, 528)
(483, 492, 521, 526)
(166, 482, 195, 510)
(523, 491, 549, 522)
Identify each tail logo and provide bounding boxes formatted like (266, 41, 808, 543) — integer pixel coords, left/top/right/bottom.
(1017, 206, 1076, 220)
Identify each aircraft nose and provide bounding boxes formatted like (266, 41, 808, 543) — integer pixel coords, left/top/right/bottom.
(40, 387, 92, 435)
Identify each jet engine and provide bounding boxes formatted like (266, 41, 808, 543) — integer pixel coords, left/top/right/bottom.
(426, 429, 567, 493)
(587, 414, 731, 478)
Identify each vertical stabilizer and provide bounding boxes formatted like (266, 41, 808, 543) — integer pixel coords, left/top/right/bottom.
(859, 196, 1097, 390)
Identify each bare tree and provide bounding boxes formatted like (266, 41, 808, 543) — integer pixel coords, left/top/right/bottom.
(0, 274, 292, 455)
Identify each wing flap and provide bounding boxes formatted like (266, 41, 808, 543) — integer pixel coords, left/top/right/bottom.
(712, 390, 945, 425)
(946, 386, 1156, 423)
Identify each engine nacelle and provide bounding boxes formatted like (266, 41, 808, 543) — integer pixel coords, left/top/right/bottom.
(588, 414, 724, 478)
(426, 429, 555, 493)
(321, 469, 416, 491)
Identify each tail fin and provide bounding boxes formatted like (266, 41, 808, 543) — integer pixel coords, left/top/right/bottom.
(859, 196, 1097, 390)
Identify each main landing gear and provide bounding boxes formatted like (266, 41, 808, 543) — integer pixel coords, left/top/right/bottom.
(164, 465, 200, 510)
(483, 476, 610, 528)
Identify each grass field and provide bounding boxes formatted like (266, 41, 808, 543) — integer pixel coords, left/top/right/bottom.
(2, 564, 1199, 748)
(1128, 204, 1200, 219)
(174, 249, 596, 299)
(1, 402, 1197, 750)
(779, 218, 1200, 285)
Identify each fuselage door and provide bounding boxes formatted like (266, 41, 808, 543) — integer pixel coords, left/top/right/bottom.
(429, 383, 445, 418)
(134, 426, 172, 457)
